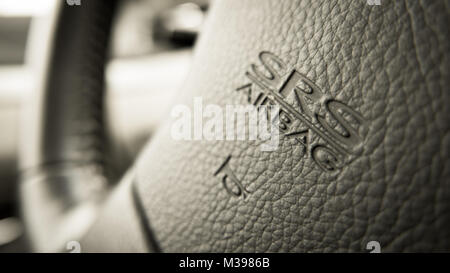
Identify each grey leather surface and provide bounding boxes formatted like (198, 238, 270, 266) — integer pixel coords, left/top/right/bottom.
(134, 0, 450, 252)
(80, 172, 150, 253)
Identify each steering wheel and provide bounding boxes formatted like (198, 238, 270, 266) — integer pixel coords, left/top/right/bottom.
(19, 0, 450, 252)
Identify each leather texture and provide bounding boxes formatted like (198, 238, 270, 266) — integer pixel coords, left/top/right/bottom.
(39, 0, 116, 180)
(134, 0, 450, 252)
(19, 1, 118, 251)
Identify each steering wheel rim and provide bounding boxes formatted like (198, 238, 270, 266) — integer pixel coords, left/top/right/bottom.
(20, 0, 117, 252)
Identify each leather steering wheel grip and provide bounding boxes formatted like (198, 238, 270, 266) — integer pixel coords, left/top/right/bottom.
(19, 1, 118, 251)
(21, 0, 450, 252)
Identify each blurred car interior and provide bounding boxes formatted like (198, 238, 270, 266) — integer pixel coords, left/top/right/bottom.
(0, 0, 208, 252)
